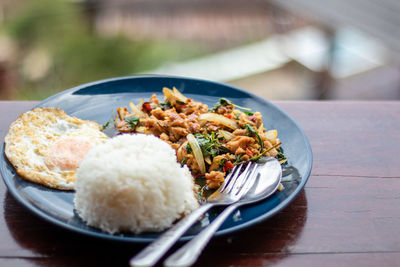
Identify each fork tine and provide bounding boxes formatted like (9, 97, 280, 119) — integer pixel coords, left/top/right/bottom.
(229, 161, 255, 195)
(220, 164, 242, 193)
(234, 164, 258, 198)
(218, 164, 239, 192)
(224, 161, 252, 194)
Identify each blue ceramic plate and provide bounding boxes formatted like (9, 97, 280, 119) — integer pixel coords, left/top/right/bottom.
(0, 75, 312, 243)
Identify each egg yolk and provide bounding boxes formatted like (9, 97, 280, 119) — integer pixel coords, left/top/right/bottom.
(45, 137, 95, 171)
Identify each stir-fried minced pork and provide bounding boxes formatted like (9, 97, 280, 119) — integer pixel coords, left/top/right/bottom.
(113, 87, 286, 190)
(205, 171, 225, 189)
(225, 136, 255, 154)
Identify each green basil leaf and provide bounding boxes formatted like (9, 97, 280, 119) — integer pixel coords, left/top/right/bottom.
(245, 124, 263, 151)
(124, 115, 140, 128)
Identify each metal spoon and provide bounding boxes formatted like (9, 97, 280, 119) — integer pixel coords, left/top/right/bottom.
(164, 157, 282, 267)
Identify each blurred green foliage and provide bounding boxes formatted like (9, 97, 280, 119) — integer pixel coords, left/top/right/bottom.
(3, 0, 204, 100)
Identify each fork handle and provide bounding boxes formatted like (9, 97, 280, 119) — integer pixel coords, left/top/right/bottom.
(130, 203, 213, 267)
(164, 203, 239, 267)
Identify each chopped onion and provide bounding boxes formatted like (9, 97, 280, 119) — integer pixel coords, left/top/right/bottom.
(258, 122, 264, 134)
(277, 183, 285, 191)
(199, 113, 238, 130)
(187, 133, 206, 174)
(137, 98, 144, 110)
(265, 130, 277, 141)
(162, 87, 176, 106)
(116, 107, 125, 120)
(135, 126, 149, 134)
(129, 102, 146, 118)
(219, 129, 235, 141)
(204, 156, 212, 165)
(173, 87, 187, 102)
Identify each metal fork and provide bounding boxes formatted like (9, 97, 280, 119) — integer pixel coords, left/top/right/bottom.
(130, 161, 258, 267)
(164, 157, 282, 267)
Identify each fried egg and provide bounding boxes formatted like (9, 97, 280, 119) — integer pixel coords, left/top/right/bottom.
(4, 107, 109, 190)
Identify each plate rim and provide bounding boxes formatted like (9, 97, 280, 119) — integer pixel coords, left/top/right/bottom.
(1, 75, 313, 243)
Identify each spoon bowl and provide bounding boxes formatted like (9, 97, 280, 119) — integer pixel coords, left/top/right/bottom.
(164, 157, 282, 267)
(241, 156, 283, 203)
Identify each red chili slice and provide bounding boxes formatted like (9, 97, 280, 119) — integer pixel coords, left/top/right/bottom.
(248, 115, 257, 122)
(142, 102, 152, 112)
(223, 161, 234, 172)
(246, 148, 254, 156)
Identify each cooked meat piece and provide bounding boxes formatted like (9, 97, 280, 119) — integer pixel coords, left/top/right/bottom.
(169, 127, 189, 142)
(263, 139, 278, 157)
(273, 138, 281, 148)
(225, 136, 255, 154)
(209, 155, 227, 172)
(187, 122, 200, 133)
(180, 99, 208, 115)
(235, 147, 246, 155)
(176, 141, 188, 163)
(170, 118, 187, 128)
(245, 146, 258, 156)
(237, 113, 256, 128)
(159, 133, 169, 141)
(207, 124, 221, 132)
(266, 149, 278, 157)
(215, 105, 233, 115)
(252, 112, 263, 128)
(164, 109, 180, 120)
(115, 107, 135, 132)
(179, 106, 195, 115)
(142, 117, 167, 135)
(205, 171, 225, 189)
(185, 155, 201, 174)
(170, 143, 180, 151)
(232, 129, 247, 136)
(149, 94, 159, 107)
(241, 154, 250, 162)
(187, 113, 198, 122)
(162, 109, 187, 128)
(264, 139, 273, 149)
(216, 106, 227, 114)
(114, 118, 132, 132)
(177, 141, 201, 173)
(260, 133, 280, 154)
(151, 108, 166, 120)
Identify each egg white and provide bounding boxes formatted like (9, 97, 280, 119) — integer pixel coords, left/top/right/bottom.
(4, 107, 109, 190)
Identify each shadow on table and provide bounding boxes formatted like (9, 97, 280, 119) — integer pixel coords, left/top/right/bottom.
(3, 191, 141, 266)
(194, 189, 308, 266)
(4, 189, 307, 267)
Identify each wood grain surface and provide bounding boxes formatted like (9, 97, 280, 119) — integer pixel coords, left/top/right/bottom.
(0, 101, 399, 267)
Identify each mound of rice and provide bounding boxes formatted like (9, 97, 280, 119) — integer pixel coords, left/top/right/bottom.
(73, 134, 199, 234)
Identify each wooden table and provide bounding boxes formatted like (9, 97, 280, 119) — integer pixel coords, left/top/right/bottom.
(1, 101, 399, 266)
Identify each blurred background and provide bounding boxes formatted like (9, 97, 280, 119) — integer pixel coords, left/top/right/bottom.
(0, 0, 399, 100)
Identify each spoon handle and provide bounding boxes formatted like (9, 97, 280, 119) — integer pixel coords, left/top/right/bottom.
(164, 203, 239, 267)
(130, 203, 213, 267)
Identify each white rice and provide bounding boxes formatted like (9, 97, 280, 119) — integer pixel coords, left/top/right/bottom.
(73, 134, 199, 234)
